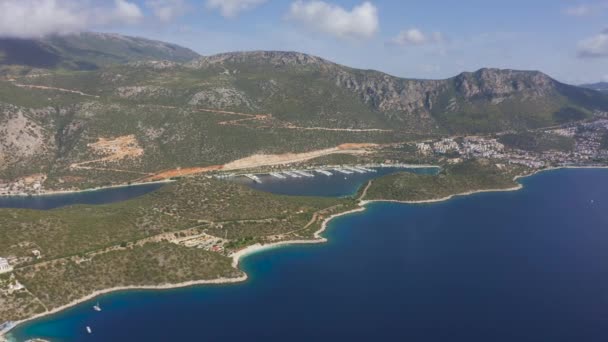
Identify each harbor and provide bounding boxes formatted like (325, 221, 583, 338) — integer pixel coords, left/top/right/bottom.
(226, 165, 440, 197)
(8, 169, 608, 342)
(219, 163, 429, 185)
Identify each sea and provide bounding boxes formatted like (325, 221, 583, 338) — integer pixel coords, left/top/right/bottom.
(0, 183, 165, 210)
(5, 168, 608, 341)
(230, 166, 439, 197)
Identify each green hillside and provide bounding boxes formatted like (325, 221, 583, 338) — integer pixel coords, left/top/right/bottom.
(0, 32, 199, 71)
(1, 39, 608, 189)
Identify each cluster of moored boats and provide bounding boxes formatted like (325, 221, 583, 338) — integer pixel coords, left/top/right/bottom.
(243, 166, 377, 183)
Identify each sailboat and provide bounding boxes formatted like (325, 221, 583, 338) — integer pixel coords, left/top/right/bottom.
(93, 302, 101, 312)
(86, 326, 92, 334)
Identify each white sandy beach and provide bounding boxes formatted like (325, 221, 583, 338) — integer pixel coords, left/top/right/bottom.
(2, 165, 608, 339)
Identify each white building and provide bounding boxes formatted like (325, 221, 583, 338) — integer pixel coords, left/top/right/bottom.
(0, 257, 12, 274)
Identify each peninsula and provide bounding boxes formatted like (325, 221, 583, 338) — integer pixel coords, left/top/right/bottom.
(1, 33, 608, 338)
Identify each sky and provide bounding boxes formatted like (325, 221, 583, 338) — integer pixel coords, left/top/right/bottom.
(1, 0, 607, 84)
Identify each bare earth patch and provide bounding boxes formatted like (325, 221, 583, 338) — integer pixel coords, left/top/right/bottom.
(70, 135, 144, 171)
(142, 143, 377, 181)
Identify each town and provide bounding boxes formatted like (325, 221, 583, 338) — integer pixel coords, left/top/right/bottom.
(413, 117, 608, 169)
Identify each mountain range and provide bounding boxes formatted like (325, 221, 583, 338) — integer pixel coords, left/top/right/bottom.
(1, 33, 607, 188)
(580, 82, 608, 92)
(0, 32, 199, 70)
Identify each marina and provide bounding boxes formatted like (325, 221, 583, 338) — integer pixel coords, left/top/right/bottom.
(293, 170, 314, 178)
(333, 168, 354, 175)
(344, 166, 366, 174)
(231, 166, 439, 197)
(315, 170, 333, 176)
(244, 174, 262, 183)
(270, 172, 287, 179)
(8, 169, 608, 342)
(282, 171, 302, 178)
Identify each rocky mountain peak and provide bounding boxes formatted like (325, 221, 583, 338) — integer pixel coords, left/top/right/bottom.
(454, 68, 555, 98)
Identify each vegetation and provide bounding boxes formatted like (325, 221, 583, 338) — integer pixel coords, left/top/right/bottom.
(498, 131, 575, 152)
(0, 177, 351, 321)
(1, 45, 607, 190)
(364, 160, 527, 202)
(0, 33, 199, 70)
(1, 33, 606, 325)
(601, 132, 608, 150)
(15, 242, 240, 311)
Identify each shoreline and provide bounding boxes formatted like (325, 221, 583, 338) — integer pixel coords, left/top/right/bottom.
(3, 164, 607, 339)
(0, 180, 174, 199)
(230, 206, 367, 268)
(359, 184, 524, 205)
(361, 165, 608, 205)
(2, 275, 248, 341)
(0, 206, 368, 340)
(0, 163, 439, 199)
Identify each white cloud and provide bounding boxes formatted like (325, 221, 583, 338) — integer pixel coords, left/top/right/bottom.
(113, 0, 144, 24)
(562, 3, 608, 17)
(563, 5, 592, 16)
(578, 30, 608, 58)
(287, 1, 379, 40)
(391, 28, 443, 46)
(0, 0, 86, 38)
(206, 0, 267, 18)
(0, 0, 143, 38)
(146, 0, 186, 22)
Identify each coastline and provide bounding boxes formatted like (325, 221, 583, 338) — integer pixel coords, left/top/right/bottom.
(3, 165, 608, 339)
(0, 180, 174, 199)
(359, 184, 524, 205)
(1, 275, 248, 341)
(230, 206, 367, 268)
(0, 163, 440, 199)
(359, 165, 608, 206)
(0, 206, 368, 340)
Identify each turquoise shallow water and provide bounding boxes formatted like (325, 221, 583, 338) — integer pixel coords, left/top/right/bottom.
(6, 168, 608, 341)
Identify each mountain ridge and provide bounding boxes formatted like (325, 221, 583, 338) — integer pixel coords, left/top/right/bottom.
(0, 32, 200, 71)
(1, 35, 608, 187)
(180, 50, 604, 132)
(580, 82, 608, 92)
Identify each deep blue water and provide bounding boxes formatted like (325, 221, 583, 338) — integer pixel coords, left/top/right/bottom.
(0, 183, 164, 210)
(232, 167, 439, 197)
(8, 168, 608, 342)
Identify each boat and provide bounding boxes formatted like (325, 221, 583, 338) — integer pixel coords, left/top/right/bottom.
(294, 170, 314, 177)
(357, 166, 377, 173)
(86, 326, 92, 334)
(244, 174, 262, 183)
(269, 172, 286, 179)
(344, 166, 366, 174)
(315, 169, 333, 176)
(333, 168, 353, 175)
(282, 171, 301, 178)
(93, 302, 101, 312)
